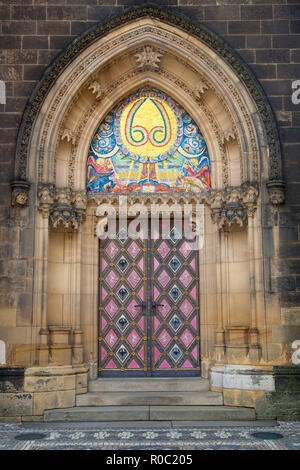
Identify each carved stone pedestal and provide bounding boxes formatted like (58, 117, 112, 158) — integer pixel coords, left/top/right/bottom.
(49, 327, 72, 366)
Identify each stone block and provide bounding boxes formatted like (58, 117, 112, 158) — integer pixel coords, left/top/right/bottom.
(23, 36, 48, 50)
(24, 373, 75, 392)
(76, 372, 88, 393)
(33, 389, 75, 416)
(0, 393, 33, 417)
(272, 325, 300, 343)
(223, 389, 264, 408)
(11, 6, 46, 20)
(261, 20, 290, 34)
(0, 308, 16, 327)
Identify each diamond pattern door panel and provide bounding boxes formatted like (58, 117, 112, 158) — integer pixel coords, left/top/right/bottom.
(99, 229, 147, 375)
(151, 223, 200, 375)
(99, 221, 200, 376)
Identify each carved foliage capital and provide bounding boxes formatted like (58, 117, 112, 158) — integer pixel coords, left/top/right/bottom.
(209, 183, 259, 230)
(38, 185, 87, 230)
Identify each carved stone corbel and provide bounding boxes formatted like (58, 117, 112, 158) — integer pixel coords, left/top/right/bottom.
(38, 185, 87, 231)
(221, 130, 235, 144)
(11, 180, 30, 207)
(88, 80, 106, 100)
(209, 184, 259, 230)
(61, 128, 76, 145)
(266, 180, 285, 227)
(38, 183, 55, 218)
(266, 180, 285, 207)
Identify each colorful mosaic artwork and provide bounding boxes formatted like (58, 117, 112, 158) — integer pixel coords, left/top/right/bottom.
(87, 88, 211, 193)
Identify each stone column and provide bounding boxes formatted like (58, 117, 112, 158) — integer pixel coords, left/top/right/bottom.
(35, 184, 55, 365)
(244, 186, 261, 362)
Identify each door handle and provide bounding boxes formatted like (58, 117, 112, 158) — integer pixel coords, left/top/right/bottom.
(151, 301, 164, 314)
(134, 301, 147, 315)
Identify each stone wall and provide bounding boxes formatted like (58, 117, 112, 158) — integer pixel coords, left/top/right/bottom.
(0, 365, 88, 422)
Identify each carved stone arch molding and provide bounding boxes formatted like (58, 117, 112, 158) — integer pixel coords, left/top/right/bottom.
(10, 6, 287, 374)
(14, 5, 283, 194)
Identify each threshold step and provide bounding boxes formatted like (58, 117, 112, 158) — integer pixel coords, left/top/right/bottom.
(76, 391, 223, 407)
(44, 405, 256, 422)
(89, 378, 209, 393)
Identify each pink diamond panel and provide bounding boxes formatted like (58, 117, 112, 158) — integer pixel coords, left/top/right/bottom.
(157, 270, 171, 288)
(127, 270, 141, 288)
(157, 241, 170, 259)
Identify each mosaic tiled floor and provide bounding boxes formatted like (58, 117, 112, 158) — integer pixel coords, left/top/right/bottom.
(0, 422, 300, 450)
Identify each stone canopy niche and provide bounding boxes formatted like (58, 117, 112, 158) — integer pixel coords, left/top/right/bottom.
(11, 7, 284, 388)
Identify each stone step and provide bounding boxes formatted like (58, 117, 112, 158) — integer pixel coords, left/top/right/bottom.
(89, 377, 210, 393)
(44, 405, 256, 422)
(76, 391, 223, 407)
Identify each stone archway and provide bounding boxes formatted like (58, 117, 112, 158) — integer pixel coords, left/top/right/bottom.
(11, 7, 284, 386)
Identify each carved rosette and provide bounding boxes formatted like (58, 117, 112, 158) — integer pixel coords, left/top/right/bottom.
(134, 45, 162, 69)
(11, 180, 30, 207)
(38, 185, 87, 231)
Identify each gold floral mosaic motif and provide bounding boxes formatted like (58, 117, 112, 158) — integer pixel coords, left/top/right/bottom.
(87, 87, 211, 193)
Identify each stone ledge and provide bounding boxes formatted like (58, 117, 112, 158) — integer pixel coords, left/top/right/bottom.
(210, 365, 275, 392)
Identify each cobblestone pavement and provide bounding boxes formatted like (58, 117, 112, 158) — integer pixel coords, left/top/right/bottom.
(0, 421, 300, 450)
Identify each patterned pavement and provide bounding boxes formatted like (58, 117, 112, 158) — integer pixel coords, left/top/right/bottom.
(0, 421, 300, 450)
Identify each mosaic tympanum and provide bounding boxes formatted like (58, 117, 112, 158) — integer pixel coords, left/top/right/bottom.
(87, 88, 211, 193)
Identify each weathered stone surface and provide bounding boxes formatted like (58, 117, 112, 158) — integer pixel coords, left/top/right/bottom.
(0, 367, 25, 393)
(33, 390, 75, 416)
(0, 392, 33, 417)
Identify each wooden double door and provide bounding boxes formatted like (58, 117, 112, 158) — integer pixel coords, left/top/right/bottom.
(98, 221, 200, 376)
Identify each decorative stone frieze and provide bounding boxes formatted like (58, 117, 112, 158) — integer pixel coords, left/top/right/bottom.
(38, 185, 87, 231)
(10, 180, 30, 207)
